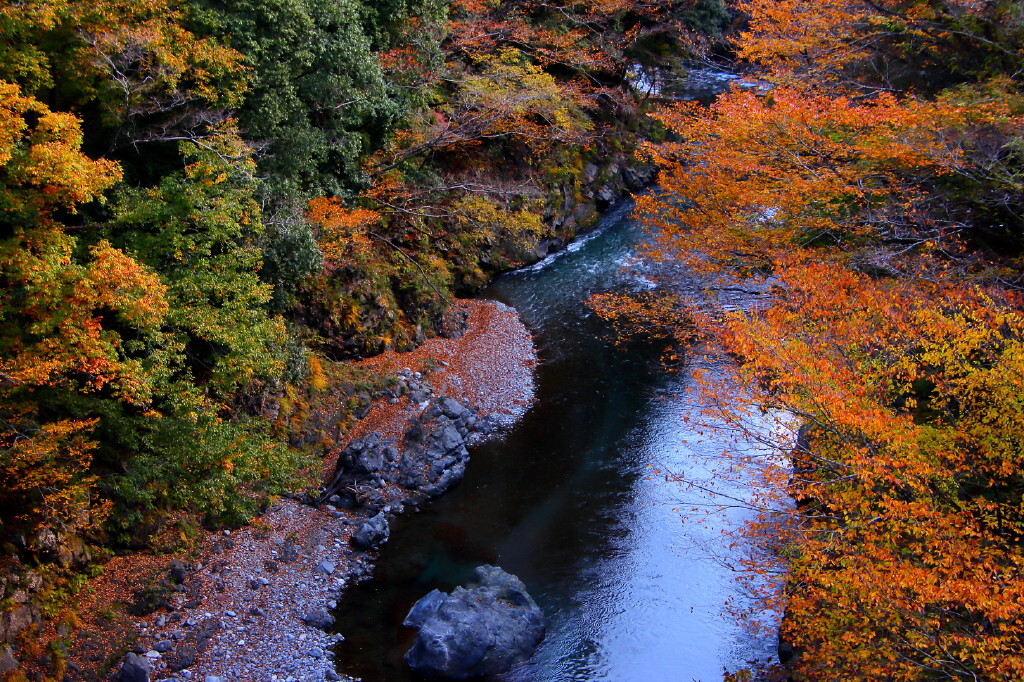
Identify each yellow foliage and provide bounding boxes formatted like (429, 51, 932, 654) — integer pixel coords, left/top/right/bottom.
(307, 354, 329, 393)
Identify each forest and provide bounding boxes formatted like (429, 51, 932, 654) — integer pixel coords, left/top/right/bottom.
(1, 0, 1023, 679)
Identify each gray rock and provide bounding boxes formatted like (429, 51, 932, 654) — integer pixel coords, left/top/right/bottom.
(168, 560, 187, 584)
(350, 513, 389, 550)
(0, 645, 18, 675)
(154, 640, 174, 653)
(404, 565, 545, 679)
(118, 652, 152, 682)
(315, 560, 335, 575)
(0, 603, 40, 643)
(437, 397, 468, 420)
(302, 607, 335, 630)
(402, 589, 447, 629)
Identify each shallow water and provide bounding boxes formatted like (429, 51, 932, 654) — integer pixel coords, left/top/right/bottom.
(332, 202, 781, 681)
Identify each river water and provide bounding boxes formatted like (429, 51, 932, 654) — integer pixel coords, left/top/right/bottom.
(333, 201, 783, 681)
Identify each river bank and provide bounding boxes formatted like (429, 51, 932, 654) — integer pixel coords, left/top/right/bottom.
(333, 200, 781, 682)
(39, 299, 535, 682)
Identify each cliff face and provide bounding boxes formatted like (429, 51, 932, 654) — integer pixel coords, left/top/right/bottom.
(535, 153, 658, 261)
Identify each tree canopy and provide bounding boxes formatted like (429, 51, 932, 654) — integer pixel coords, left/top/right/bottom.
(633, 0, 1024, 678)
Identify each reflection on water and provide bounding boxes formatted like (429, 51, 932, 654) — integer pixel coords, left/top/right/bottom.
(333, 202, 780, 681)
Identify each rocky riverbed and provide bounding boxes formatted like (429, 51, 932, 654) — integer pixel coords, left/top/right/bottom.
(76, 300, 537, 682)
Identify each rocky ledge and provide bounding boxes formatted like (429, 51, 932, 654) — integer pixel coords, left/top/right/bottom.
(320, 394, 492, 510)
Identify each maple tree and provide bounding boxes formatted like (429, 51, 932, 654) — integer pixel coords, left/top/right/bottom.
(628, 0, 1024, 678)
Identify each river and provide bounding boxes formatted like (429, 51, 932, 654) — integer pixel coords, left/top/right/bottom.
(332, 199, 783, 681)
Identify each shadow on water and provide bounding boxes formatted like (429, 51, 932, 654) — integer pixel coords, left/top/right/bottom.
(332, 201, 779, 681)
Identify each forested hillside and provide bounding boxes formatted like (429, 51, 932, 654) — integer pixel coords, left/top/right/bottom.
(0, 1, 730, 677)
(634, 0, 1024, 679)
(8, 0, 1023, 678)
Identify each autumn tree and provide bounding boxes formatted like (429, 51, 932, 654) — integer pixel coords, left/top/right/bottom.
(628, 0, 1024, 678)
(0, 81, 161, 544)
(0, 0, 314, 548)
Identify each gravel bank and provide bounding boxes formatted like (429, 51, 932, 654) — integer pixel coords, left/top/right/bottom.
(118, 299, 536, 682)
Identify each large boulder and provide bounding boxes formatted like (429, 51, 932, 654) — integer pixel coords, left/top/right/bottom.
(403, 565, 545, 679)
(350, 512, 389, 550)
(118, 652, 151, 682)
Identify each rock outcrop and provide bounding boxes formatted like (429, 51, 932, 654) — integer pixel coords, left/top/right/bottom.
(350, 512, 390, 550)
(399, 397, 478, 497)
(403, 565, 546, 679)
(320, 396, 488, 509)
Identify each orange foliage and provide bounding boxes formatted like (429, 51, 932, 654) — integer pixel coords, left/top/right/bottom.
(638, 86, 1021, 274)
(712, 267, 1024, 679)
(0, 80, 120, 217)
(0, 83, 169, 541)
(633, 0, 1024, 677)
(0, 0, 248, 130)
(736, 0, 1022, 87)
(305, 197, 381, 267)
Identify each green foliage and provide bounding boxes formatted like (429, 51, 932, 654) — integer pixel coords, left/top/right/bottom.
(105, 409, 309, 532)
(357, 0, 448, 50)
(191, 0, 404, 198)
(80, 129, 306, 535)
(108, 130, 286, 401)
(678, 0, 731, 37)
(261, 209, 324, 311)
